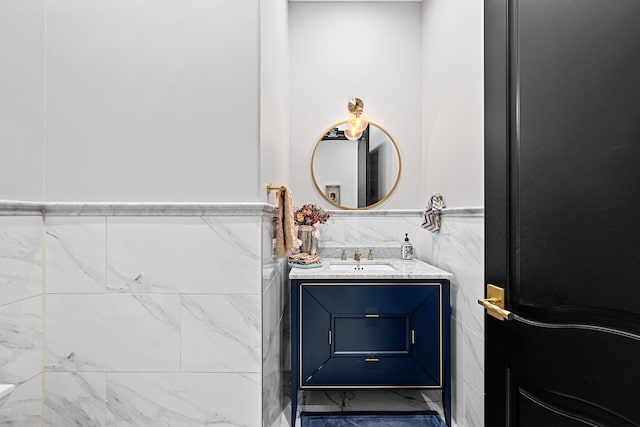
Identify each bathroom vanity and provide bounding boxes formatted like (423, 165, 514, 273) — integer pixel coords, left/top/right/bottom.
(290, 258, 453, 426)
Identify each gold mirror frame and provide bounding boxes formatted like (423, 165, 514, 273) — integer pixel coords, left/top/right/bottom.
(311, 120, 402, 210)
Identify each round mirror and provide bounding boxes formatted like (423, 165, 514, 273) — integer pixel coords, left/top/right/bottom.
(311, 121, 401, 210)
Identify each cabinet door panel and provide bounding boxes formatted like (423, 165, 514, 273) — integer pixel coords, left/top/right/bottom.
(303, 357, 439, 387)
(334, 316, 407, 354)
(303, 285, 438, 315)
(411, 292, 441, 380)
(301, 287, 331, 383)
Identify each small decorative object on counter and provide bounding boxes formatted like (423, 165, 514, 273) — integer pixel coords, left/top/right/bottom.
(401, 233, 414, 260)
(293, 203, 331, 255)
(288, 252, 322, 268)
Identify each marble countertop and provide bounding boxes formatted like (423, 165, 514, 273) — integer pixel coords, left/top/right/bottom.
(289, 258, 453, 280)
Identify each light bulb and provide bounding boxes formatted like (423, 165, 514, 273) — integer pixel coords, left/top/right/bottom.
(344, 127, 363, 141)
(346, 113, 368, 134)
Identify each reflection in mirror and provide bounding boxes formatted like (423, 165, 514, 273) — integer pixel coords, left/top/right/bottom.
(311, 121, 401, 209)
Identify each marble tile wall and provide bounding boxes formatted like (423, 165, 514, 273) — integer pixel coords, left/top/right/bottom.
(262, 213, 288, 426)
(0, 217, 43, 425)
(318, 211, 425, 259)
(419, 211, 485, 427)
(0, 207, 479, 426)
(42, 215, 267, 426)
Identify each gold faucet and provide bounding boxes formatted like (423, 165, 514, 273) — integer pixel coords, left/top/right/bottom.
(341, 249, 347, 260)
(354, 251, 361, 261)
(367, 249, 374, 260)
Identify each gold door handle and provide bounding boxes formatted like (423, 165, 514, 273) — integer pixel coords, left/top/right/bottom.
(478, 284, 513, 321)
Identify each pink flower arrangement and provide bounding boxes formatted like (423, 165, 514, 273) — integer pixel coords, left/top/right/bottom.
(293, 204, 331, 226)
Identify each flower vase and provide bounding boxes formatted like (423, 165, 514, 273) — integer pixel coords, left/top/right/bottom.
(297, 225, 318, 255)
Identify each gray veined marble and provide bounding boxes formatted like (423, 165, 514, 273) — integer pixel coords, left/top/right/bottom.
(320, 215, 420, 249)
(105, 216, 262, 294)
(45, 217, 106, 294)
(263, 266, 288, 427)
(289, 258, 452, 280)
(439, 207, 484, 218)
(106, 373, 261, 426)
(421, 212, 485, 426)
(0, 200, 276, 217)
(44, 372, 106, 427)
(0, 296, 42, 385)
(0, 216, 42, 306)
(200, 216, 262, 262)
(327, 210, 423, 217)
(428, 216, 484, 337)
(181, 295, 261, 372)
(0, 374, 42, 426)
(45, 294, 181, 372)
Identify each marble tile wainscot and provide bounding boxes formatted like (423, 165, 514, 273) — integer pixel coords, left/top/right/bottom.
(0, 200, 288, 427)
(0, 216, 43, 425)
(419, 207, 485, 427)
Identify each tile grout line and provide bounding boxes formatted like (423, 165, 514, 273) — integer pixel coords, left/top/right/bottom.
(41, 1, 48, 421)
(179, 294, 183, 372)
(41, 212, 47, 427)
(104, 216, 108, 420)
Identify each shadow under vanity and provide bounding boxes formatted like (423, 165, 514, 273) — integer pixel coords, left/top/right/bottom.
(289, 258, 453, 426)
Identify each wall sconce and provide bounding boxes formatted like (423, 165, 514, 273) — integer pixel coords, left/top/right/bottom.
(344, 97, 368, 140)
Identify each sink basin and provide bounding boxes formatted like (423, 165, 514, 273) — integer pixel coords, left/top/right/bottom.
(329, 263, 396, 272)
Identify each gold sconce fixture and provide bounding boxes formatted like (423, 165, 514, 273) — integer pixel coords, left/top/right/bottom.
(344, 97, 368, 140)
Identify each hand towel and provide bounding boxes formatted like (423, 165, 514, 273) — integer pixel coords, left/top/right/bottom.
(276, 186, 297, 257)
(288, 253, 321, 265)
(422, 193, 446, 233)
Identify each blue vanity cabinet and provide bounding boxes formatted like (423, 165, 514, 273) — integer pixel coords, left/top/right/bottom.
(290, 279, 451, 426)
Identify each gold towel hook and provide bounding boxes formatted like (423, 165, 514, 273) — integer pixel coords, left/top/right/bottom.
(266, 184, 285, 195)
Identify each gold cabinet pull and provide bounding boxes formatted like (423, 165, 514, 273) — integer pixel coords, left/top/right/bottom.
(478, 284, 513, 321)
(365, 357, 379, 362)
(410, 329, 416, 344)
(365, 314, 379, 318)
(328, 330, 332, 345)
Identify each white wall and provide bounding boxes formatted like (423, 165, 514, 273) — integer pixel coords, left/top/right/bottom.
(0, 1, 45, 201)
(1, 0, 481, 209)
(1, 0, 261, 202)
(422, 0, 484, 208)
(261, 0, 291, 204)
(289, 2, 423, 209)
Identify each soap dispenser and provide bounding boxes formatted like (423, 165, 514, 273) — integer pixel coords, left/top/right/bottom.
(401, 233, 414, 260)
